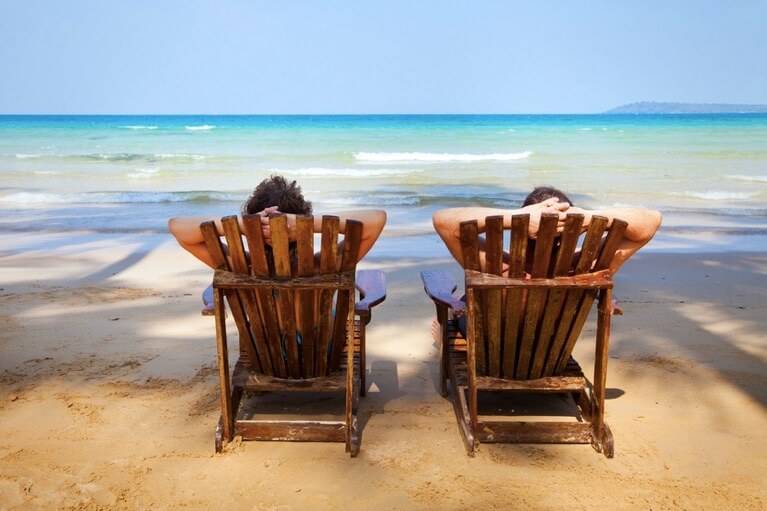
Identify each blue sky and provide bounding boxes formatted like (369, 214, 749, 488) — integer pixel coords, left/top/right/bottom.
(1, 0, 766, 114)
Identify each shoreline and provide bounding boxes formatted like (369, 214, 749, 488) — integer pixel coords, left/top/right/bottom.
(1, 230, 766, 509)
(3, 226, 767, 260)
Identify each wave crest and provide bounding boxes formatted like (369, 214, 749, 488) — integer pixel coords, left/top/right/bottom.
(354, 151, 532, 163)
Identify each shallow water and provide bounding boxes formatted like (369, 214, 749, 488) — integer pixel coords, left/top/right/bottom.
(1, 114, 765, 254)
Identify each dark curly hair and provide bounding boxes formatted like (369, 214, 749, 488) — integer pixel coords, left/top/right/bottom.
(522, 186, 573, 207)
(241, 175, 313, 216)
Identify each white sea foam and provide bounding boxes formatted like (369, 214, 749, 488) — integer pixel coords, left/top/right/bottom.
(322, 195, 421, 206)
(0, 190, 239, 204)
(15, 153, 41, 159)
(677, 191, 755, 201)
(185, 125, 215, 131)
(121, 125, 158, 130)
(157, 153, 206, 161)
(0, 192, 69, 203)
(726, 174, 767, 183)
(354, 151, 532, 163)
(127, 167, 160, 179)
(291, 166, 422, 177)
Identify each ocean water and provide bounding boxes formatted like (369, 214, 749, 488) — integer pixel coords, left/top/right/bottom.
(1, 114, 766, 255)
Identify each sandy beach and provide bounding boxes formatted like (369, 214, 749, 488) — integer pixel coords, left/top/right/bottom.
(1, 230, 766, 510)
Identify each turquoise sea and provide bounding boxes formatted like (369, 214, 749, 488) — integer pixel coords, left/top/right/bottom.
(1, 114, 766, 255)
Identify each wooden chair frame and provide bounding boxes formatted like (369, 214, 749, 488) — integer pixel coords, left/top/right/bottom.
(201, 214, 385, 457)
(423, 212, 627, 457)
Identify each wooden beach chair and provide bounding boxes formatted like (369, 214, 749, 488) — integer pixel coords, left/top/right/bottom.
(200, 214, 386, 457)
(422, 213, 627, 457)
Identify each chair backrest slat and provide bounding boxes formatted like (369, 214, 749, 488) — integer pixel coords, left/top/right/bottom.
(202, 219, 266, 373)
(330, 219, 362, 370)
(460, 213, 618, 380)
(295, 216, 316, 376)
(205, 214, 361, 380)
(221, 216, 268, 374)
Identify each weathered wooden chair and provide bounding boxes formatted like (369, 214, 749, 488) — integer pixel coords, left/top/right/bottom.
(200, 214, 386, 457)
(422, 212, 627, 457)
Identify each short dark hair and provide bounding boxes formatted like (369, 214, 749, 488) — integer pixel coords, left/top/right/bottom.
(241, 175, 313, 215)
(522, 186, 573, 207)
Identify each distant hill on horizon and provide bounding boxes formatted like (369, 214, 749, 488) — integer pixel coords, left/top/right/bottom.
(605, 101, 767, 114)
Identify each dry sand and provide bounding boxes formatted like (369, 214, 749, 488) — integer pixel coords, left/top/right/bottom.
(1, 231, 766, 510)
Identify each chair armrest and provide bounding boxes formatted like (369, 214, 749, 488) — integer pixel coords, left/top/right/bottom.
(355, 269, 386, 314)
(201, 283, 215, 316)
(421, 270, 466, 317)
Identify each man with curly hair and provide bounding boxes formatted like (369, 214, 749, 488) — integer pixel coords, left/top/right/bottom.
(169, 174, 386, 269)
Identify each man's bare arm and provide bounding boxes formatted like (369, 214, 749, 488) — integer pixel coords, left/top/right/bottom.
(432, 200, 570, 267)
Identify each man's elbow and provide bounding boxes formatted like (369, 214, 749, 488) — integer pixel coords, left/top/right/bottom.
(432, 210, 451, 237)
(633, 209, 663, 243)
(648, 210, 663, 237)
(168, 217, 183, 238)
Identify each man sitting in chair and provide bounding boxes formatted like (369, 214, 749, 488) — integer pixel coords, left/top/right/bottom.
(433, 186, 662, 275)
(431, 186, 662, 337)
(168, 174, 386, 270)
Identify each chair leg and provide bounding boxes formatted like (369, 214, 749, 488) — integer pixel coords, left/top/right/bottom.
(438, 309, 450, 397)
(358, 320, 367, 397)
(348, 378, 360, 457)
(215, 415, 224, 453)
(214, 289, 235, 450)
(345, 362, 362, 457)
(591, 422, 615, 458)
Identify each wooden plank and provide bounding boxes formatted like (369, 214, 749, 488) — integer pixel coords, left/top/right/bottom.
(316, 216, 339, 375)
(465, 288, 480, 444)
(331, 220, 361, 371)
(222, 216, 265, 373)
(234, 371, 347, 391)
(553, 214, 585, 275)
(533, 215, 580, 374)
(269, 215, 300, 378)
(475, 375, 587, 391)
(508, 215, 528, 278)
(295, 215, 316, 377)
(214, 288, 233, 446)
(476, 421, 593, 444)
(555, 290, 599, 373)
(594, 218, 628, 271)
(459, 220, 481, 271)
(241, 215, 282, 376)
(530, 213, 558, 278)
(501, 215, 528, 378)
(213, 270, 354, 290)
(529, 288, 568, 378)
(241, 214, 270, 276)
(591, 288, 613, 434)
(339, 219, 362, 272)
(576, 216, 608, 273)
(201, 220, 256, 367)
(467, 287, 486, 375)
(235, 421, 346, 442)
(516, 214, 558, 378)
(484, 216, 504, 377)
(464, 270, 612, 289)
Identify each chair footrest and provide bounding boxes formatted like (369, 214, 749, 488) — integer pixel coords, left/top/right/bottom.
(477, 421, 593, 444)
(236, 420, 346, 442)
